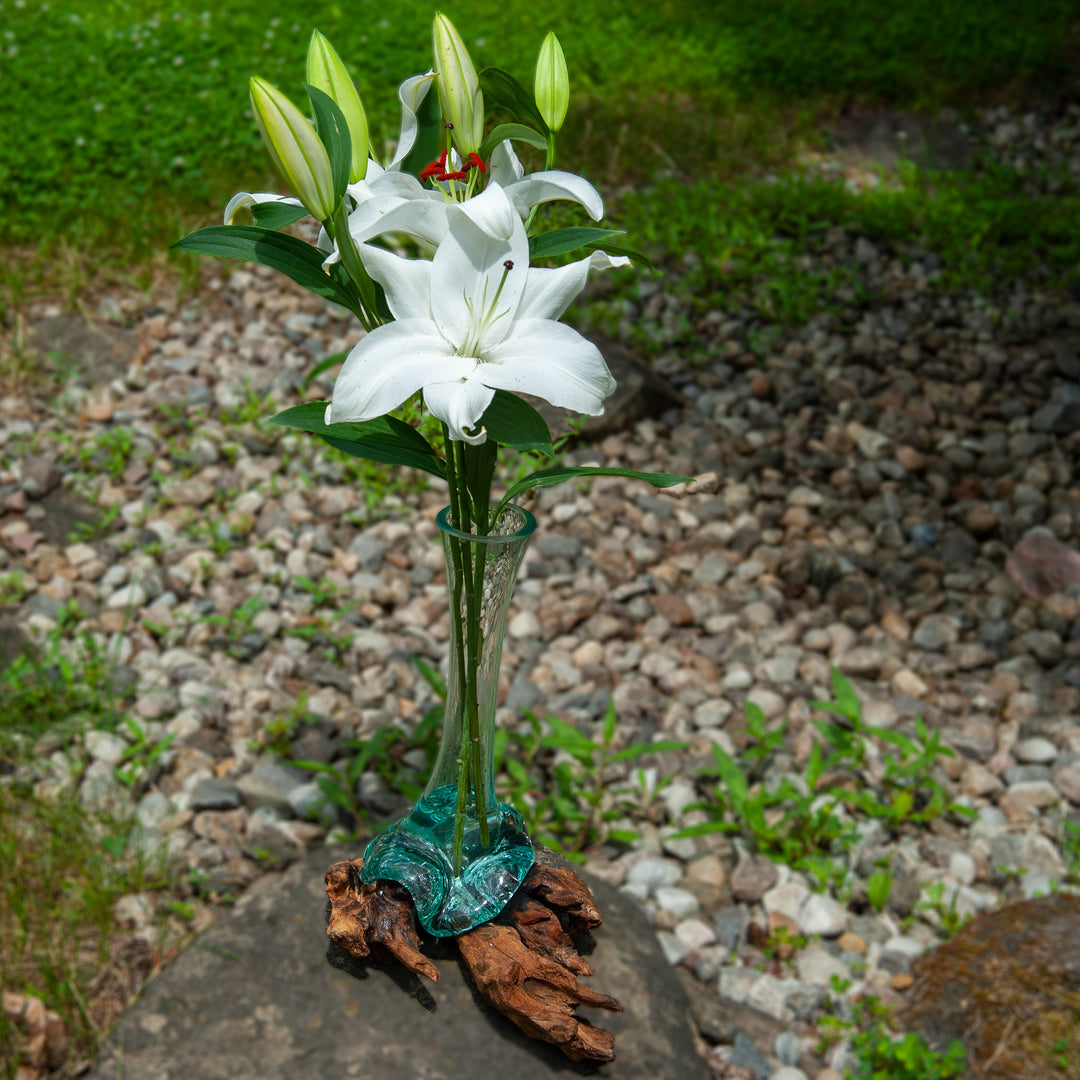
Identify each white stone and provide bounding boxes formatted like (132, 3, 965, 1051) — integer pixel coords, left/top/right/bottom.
(1013, 737, 1058, 764)
(796, 944, 851, 986)
(763, 880, 811, 922)
(674, 918, 717, 950)
(655, 886, 701, 921)
(947, 852, 976, 886)
(85, 729, 129, 766)
(723, 667, 754, 690)
(746, 974, 801, 1020)
(106, 583, 147, 610)
(655, 931, 690, 966)
(882, 935, 927, 962)
(627, 858, 683, 894)
(798, 893, 848, 938)
(718, 966, 760, 1004)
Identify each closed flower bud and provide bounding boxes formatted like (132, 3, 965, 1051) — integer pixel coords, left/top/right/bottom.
(432, 13, 483, 157)
(249, 76, 336, 222)
(306, 30, 370, 183)
(534, 32, 569, 133)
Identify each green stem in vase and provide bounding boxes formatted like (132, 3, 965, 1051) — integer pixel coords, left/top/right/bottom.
(458, 440, 490, 853)
(441, 427, 471, 876)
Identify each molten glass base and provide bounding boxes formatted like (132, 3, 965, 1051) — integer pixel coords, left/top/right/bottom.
(360, 784, 535, 936)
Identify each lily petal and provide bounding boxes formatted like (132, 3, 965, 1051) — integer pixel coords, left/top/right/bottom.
(328, 319, 469, 423)
(516, 250, 631, 322)
(481, 319, 616, 414)
(489, 140, 604, 221)
(423, 375, 494, 444)
(356, 244, 434, 323)
(501, 168, 604, 221)
(224, 191, 303, 225)
(432, 185, 529, 350)
(488, 140, 525, 186)
(389, 71, 436, 171)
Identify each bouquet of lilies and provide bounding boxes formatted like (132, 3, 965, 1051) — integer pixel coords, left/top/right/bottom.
(176, 15, 687, 880)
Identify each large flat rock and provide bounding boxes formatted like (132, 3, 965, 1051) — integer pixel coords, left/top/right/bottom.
(89, 847, 709, 1080)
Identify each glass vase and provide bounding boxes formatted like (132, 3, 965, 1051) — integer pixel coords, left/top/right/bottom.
(360, 504, 537, 936)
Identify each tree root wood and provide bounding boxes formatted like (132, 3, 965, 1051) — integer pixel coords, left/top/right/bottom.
(324, 857, 622, 1063)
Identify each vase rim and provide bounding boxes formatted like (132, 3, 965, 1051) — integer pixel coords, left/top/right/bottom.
(436, 504, 537, 544)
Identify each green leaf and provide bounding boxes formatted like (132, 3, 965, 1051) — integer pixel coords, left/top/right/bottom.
(669, 821, 738, 839)
(478, 67, 549, 135)
(610, 739, 687, 762)
(529, 227, 627, 260)
(413, 655, 447, 700)
(250, 201, 311, 230)
(477, 122, 548, 160)
(540, 715, 598, 767)
(478, 390, 553, 455)
(497, 466, 691, 514)
(172, 226, 353, 308)
(301, 350, 347, 390)
(866, 870, 893, 912)
(830, 667, 862, 722)
(267, 401, 446, 479)
(711, 744, 749, 806)
(306, 83, 351, 203)
(601, 698, 617, 748)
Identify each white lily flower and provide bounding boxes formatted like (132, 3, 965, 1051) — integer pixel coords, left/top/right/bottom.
(326, 184, 628, 444)
(487, 140, 603, 220)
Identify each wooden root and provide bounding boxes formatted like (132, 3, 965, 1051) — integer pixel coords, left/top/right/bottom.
(457, 923, 622, 1063)
(457, 863, 623, 1063)
(324, 858, 439, 982)
(324, 858, 623, 1062)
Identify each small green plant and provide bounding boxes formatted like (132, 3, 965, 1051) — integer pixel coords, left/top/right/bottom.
(291, 575, 343, 611)
(497, 699, 686, 859)
(866, 870, 893, 914)
(674, 670, 972, 888)
(761, 923, 807, 963)
(673, 702, 859, 878)
(77, 425, 137, 480)
(0, 569, 29, 606)
(1059, 816, 1080, 885)
(67, 501, 122, 543)
(115, 715, 177, 790)
(289, 662, 444, 834)
(817, 989, 966, 1080)
(847, 1016, 966, 1080)
(200, 592, 267, 659)
(812, 671, 971, 828)
(915, 881, 972, 940)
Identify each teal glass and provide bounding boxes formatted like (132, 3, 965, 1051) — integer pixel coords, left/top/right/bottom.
(361, 504, 536, 936)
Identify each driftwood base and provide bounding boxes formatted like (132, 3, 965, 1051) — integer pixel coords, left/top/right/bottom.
(325, 858, 624, 1063)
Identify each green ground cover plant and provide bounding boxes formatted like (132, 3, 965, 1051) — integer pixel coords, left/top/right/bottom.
(674, 670, 970, 900)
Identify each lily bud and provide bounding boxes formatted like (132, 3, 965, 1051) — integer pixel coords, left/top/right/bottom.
(432, 13, 483, 157)
(306, 30, 370, 183)
(534, 32, 569, 133)
(249, 76, 336, 222)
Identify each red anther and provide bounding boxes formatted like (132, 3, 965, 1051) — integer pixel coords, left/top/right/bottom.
(438, 170, 468, 181)
(418, 151, 448, 182)
(465, 153, 487, 174)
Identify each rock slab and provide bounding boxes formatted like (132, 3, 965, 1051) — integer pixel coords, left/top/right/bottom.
(88, 846, 709, 1080)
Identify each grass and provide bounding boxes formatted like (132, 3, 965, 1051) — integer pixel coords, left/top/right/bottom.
(0, 0, 1078, 288)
